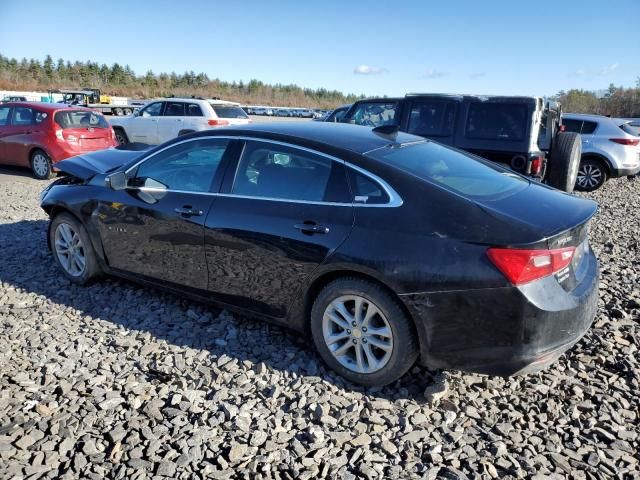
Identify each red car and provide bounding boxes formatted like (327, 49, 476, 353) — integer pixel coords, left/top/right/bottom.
(0, 102, 118, 179)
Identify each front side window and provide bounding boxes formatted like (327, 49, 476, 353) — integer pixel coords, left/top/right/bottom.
(11, 107, 34, 126)
(133, 138, 230, 192)
(164, 102, 185, 116)
(232, 141, 349, 202)
(465, 103, 528, 141)
(140, 102, 163, 117)
(407, 101, 456, 137)
(0, 106, 10, 126)
(344, 102, 400, 127)
(54, 110, 108, 129)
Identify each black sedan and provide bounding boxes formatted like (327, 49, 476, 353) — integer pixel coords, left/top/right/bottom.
(41, 122, 600, 387)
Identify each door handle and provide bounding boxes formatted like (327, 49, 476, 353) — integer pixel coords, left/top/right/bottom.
(294, 222, 330, 234)
(175, 206, 203, 217)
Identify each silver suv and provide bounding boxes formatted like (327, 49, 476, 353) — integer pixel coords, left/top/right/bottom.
(563, 113, 640, 191)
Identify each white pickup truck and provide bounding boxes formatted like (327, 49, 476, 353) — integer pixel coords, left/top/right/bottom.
(109, 98, 251, 145)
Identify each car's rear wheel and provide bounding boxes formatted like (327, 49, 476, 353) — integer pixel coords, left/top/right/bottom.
(30, 150, 54, 180)
(575, 158, 607, 191)
(50, 213, 101, 285)
(547, 132, 581, 193)
(310, 278, 418, 387)
(113, 128, 129, 145)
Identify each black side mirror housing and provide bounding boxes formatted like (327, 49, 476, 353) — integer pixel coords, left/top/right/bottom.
(105, 171, 127, 191)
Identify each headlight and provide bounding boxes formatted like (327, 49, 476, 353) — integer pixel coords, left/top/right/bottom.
(40, 184, 52, 201)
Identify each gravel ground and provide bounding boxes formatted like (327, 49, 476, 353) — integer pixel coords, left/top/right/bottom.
(0, 167, 638, 479)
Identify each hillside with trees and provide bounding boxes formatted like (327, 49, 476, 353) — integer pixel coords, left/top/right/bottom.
(0, 54, 363, 108)
(553, 82, 640, 118)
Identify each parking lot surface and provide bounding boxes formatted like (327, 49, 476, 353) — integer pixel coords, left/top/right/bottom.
(0, 168, 638, 479)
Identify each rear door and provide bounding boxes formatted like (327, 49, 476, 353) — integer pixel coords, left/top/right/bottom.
(95, 137, 234, 288)
(4, 106, 34, 166)
(0, 105, 13, 164)
(157, 101, 185, 142)
(204, 139, 354, 318)
(578, 120, 598, 150)
(127, 101, 163, 144)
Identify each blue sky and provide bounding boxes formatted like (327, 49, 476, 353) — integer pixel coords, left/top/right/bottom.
(1, 0, 638, 97)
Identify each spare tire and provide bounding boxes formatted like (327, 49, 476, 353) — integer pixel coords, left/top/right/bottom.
(547, 132, 581, 193)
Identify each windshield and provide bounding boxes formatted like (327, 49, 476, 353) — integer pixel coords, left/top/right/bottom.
(368, 141, 529, 200)
(344, 102, 400, 127)
(210, 105, 248, 119)
(54, 110, 109, 129)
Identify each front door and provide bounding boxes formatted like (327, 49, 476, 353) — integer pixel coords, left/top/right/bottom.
(0, 105, 13, 164)
(204, 139, 354, 318)
(96, 137, 233, 289)
(3, 106, 34, 166)
(127, 101, 163, 144)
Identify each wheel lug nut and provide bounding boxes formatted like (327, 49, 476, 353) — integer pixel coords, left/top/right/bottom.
(362, 327, 367, 332)
(352, 321, 357, 327)
(352, 339, 357, 344)
(362, 339, 367, 344)
(346, 329, 351, 334)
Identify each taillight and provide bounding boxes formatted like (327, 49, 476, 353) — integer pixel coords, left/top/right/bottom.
(208, 119, 230, 126)
(530, 156, 544, 175)
(609, 138, 640, 146)
(487, 247, 575, 285)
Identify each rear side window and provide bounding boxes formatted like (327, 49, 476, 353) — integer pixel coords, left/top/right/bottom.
(11, 107, 34, 126)
(0, 106, 10, 126)
(347, 168, 389, 204)
(211, 105, 248, 119)
(232, 141, 347, 202)
(562, 119, 582, 133)
(466, 103, 528, 141)
(54, 110, 108, 129)
(581, 121, 597, 134)
(407, 101, 456, 137)
(345, 102, 400, 127)
(326, 107, 348, 123)
(186, 103, 203, 116)
(368, 142, 528, 200)
(164, 102, 185, 116)
(621, 123, 640, 136)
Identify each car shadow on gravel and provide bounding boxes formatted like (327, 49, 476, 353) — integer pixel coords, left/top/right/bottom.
(0, 219, 439, 401)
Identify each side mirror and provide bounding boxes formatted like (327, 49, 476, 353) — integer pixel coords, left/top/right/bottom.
(105, 171, 127, 190)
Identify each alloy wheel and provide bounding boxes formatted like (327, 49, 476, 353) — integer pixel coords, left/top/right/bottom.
(32, 153, 49, 178)
(322, 295, 393, 374)
(115, 132, 127, 145)
(54, 223, 86, 277)
(577, 164, 603, 189)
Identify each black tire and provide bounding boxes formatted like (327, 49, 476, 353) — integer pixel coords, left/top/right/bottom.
(547, 131, 581, 193)
(114, 108, 123, 116)
(30, 149, 55, 180)
(178, 130, 195, 136)
(113, 128, 129, 145)
(310, 278, 419, 387)
(575, 157, 608, 192)
(49, 213, 101, 285)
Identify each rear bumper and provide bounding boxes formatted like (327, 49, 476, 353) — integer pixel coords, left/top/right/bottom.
(611, 165, 640, 177)
(401, 250, 599, 376)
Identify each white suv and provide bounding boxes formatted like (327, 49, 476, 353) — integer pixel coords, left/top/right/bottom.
(109, 98, 251, 145)
(563, 113, 640, 191)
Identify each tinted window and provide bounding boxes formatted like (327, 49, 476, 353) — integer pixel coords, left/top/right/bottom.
(164, 102, 185, 116)
(232, 141, 345, 202)
(141, 102, 163, 117)
(0, 106, 10, 126)
(54, 110, 108, 129)
(348, 168, 389, 204)
(11, 107, 34, 126)
(407, 101, 456, 137)
(186, 103, 203, 116)
(562, 119, 582, 133)
(326, 107, 348, 123)
(581, 121, 597, 134)
(211, 105, 248, 119)
(621, 123, 640, 137)
(134, 138, 229, 192)
(345, 102, 400, 127)
(368, 142, 528, 200)
(466, 103, 528, 141)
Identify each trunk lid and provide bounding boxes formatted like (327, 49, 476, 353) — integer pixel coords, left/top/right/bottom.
(55, 148, 145, 180)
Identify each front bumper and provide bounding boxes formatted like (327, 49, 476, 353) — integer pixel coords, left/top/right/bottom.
(401, 250, 599, 376)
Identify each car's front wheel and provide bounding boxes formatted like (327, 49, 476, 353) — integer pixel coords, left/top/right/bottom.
(575, 158, 607, 191)
(50, 213, 101, 285)
(311, 278, 418, 387)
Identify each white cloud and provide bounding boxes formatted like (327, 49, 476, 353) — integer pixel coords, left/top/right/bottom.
(573, 63, 618, 77)
(353, 65, 387, 75)
(423, 69, 447, 79)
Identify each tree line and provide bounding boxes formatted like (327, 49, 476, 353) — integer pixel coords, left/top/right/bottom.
(0, 54, 364, 108)
(553, 81, 640, 118)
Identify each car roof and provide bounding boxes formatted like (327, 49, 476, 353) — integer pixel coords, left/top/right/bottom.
(563, 113, 610, 121)
(0, 101, 94, 112)
(200, 121, 424, 155)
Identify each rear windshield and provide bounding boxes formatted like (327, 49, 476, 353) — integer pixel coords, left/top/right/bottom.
(620, 123, 640, 137)
(344, 101, 400, 127)
(368, 141, 528, 200)
(210, 105, 248, 119)
(54, 110, 108, 129)
(465, 103, 528, 141)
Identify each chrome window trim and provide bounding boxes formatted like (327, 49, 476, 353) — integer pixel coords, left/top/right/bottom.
(125, 135, 403, 208)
